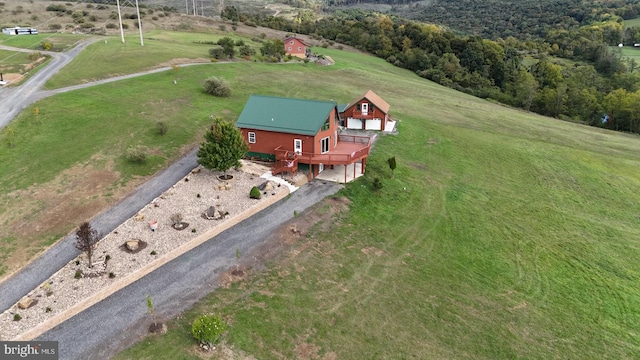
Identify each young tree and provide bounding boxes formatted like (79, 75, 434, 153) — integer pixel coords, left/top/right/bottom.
(75, 222, 101, 268)
(387, 156, 396, 179)
(197, 117, 248, 179)
(260, 39, 285, 61)
(217, 36, 236, 59)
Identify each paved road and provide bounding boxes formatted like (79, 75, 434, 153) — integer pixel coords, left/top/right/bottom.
(0, 40, 98, 129)
(36, 181, 341, 360)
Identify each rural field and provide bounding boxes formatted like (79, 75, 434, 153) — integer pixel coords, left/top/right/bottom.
(0, 2, 639, 360)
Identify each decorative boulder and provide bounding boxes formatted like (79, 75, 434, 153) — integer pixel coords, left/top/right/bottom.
(18, 297, 36, 309)
(126, 240, 140, 252)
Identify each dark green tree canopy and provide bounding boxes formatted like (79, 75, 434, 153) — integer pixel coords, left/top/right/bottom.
(197, 117, 249, 177)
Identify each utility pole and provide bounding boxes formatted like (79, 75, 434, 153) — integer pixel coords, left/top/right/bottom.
(116, 0, 125, 43)
(193, 0, 196, 15)
(135, 0, 143, 46)
(185, 0, 188, 14)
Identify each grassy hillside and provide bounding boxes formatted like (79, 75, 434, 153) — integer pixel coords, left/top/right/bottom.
(102, 49, 640, 358)
(0, 14, 639, 357)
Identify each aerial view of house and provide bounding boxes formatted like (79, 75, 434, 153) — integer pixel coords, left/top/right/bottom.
(235, 94, 372, 183)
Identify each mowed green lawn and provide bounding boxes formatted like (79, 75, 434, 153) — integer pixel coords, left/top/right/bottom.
(0, 30, 639, 358)
(0, 33, 88, 51)
(112, 50, 638, 358)
(44, 30, 265, 89)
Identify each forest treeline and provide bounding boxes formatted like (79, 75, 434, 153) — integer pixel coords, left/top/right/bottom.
(324, 0, 640, 41)
(223, 5, 640, 133)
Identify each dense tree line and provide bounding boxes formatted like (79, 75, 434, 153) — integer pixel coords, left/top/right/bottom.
(335, 0, 640, 41)
(224, 7, 640, 133)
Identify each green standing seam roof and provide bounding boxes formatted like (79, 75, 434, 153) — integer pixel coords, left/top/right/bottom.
(235, 95, 337, 136)
(338, 103, 349, 113)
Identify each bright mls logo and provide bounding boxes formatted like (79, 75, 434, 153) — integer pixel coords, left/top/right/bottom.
(1, 341, 58, 359)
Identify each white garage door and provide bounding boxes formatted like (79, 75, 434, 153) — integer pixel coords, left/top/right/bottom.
(365, 118, 382, 130)
(347, 117, 362, 129)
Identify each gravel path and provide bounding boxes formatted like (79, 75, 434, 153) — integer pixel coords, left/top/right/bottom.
(0, 163, 289, 340)
(0, 148, 200, 314)
(36, 180, 341, 360)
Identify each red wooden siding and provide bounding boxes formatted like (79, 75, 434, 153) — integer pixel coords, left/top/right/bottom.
(342, 100, 389, 131)
(284, 37, 307, 58)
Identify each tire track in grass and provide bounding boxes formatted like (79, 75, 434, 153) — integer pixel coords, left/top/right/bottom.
(323, 178, 446, 314)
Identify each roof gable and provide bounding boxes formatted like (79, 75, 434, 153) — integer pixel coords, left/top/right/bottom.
(284, 36, 308, 47)
(236, 95, 336, 136)
(349, 90, 390, 113)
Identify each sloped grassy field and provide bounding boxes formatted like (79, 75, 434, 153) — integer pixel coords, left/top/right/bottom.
(1, 27, 639, 357)
(103, 49, 640, 358)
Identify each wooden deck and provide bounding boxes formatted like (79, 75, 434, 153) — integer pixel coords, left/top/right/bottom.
(272, 135, 371, 176)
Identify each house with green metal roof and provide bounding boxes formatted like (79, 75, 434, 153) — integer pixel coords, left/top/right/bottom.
(236, 95, 372, 182)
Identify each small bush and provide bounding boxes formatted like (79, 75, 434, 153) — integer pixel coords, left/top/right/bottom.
(156, 121, 168, 136)
(203, 76, 231, 97)
(74, 270, 82, 279)
(239, 45, 255, 57)
(126, 145, 149, 163)
(106, 23, 117, 29)
(150, 250, 157, 255)
(49, 23, 62, 30)
(372, 177, 383, 191)
(209, 47, 225, 59)
(13, 314, 21, 321)
(74, 260, 80, 265)
(250, 186, 261, 199)
(105, 254, 111, 262)
(41, 41, 52, 51)
(192, 314, 226, 345)
(28, 52, 41, 61)
(191, 228, 196, 233)
(109, 272, 116, 278)
(170, 213, 183, 226)
(45, 307, 52, 313)
(46, 4, 66, 12)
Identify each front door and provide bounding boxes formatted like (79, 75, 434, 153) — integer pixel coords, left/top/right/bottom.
(319, 163, 324, 173)
(361, 102, 368, 115)
(294, 139, 302, 154)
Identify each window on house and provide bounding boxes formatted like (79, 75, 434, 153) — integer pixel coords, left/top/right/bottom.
(248, 132, 256, 144)
(322, 119, 330, 131)
(334, 131, 337, 147)
(290, 40, 294, 45)
(288, 46, 292, 51)
(298, 47, 302, 51)
(356, 104, 361, 111)
(321, 137, 330, 153)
